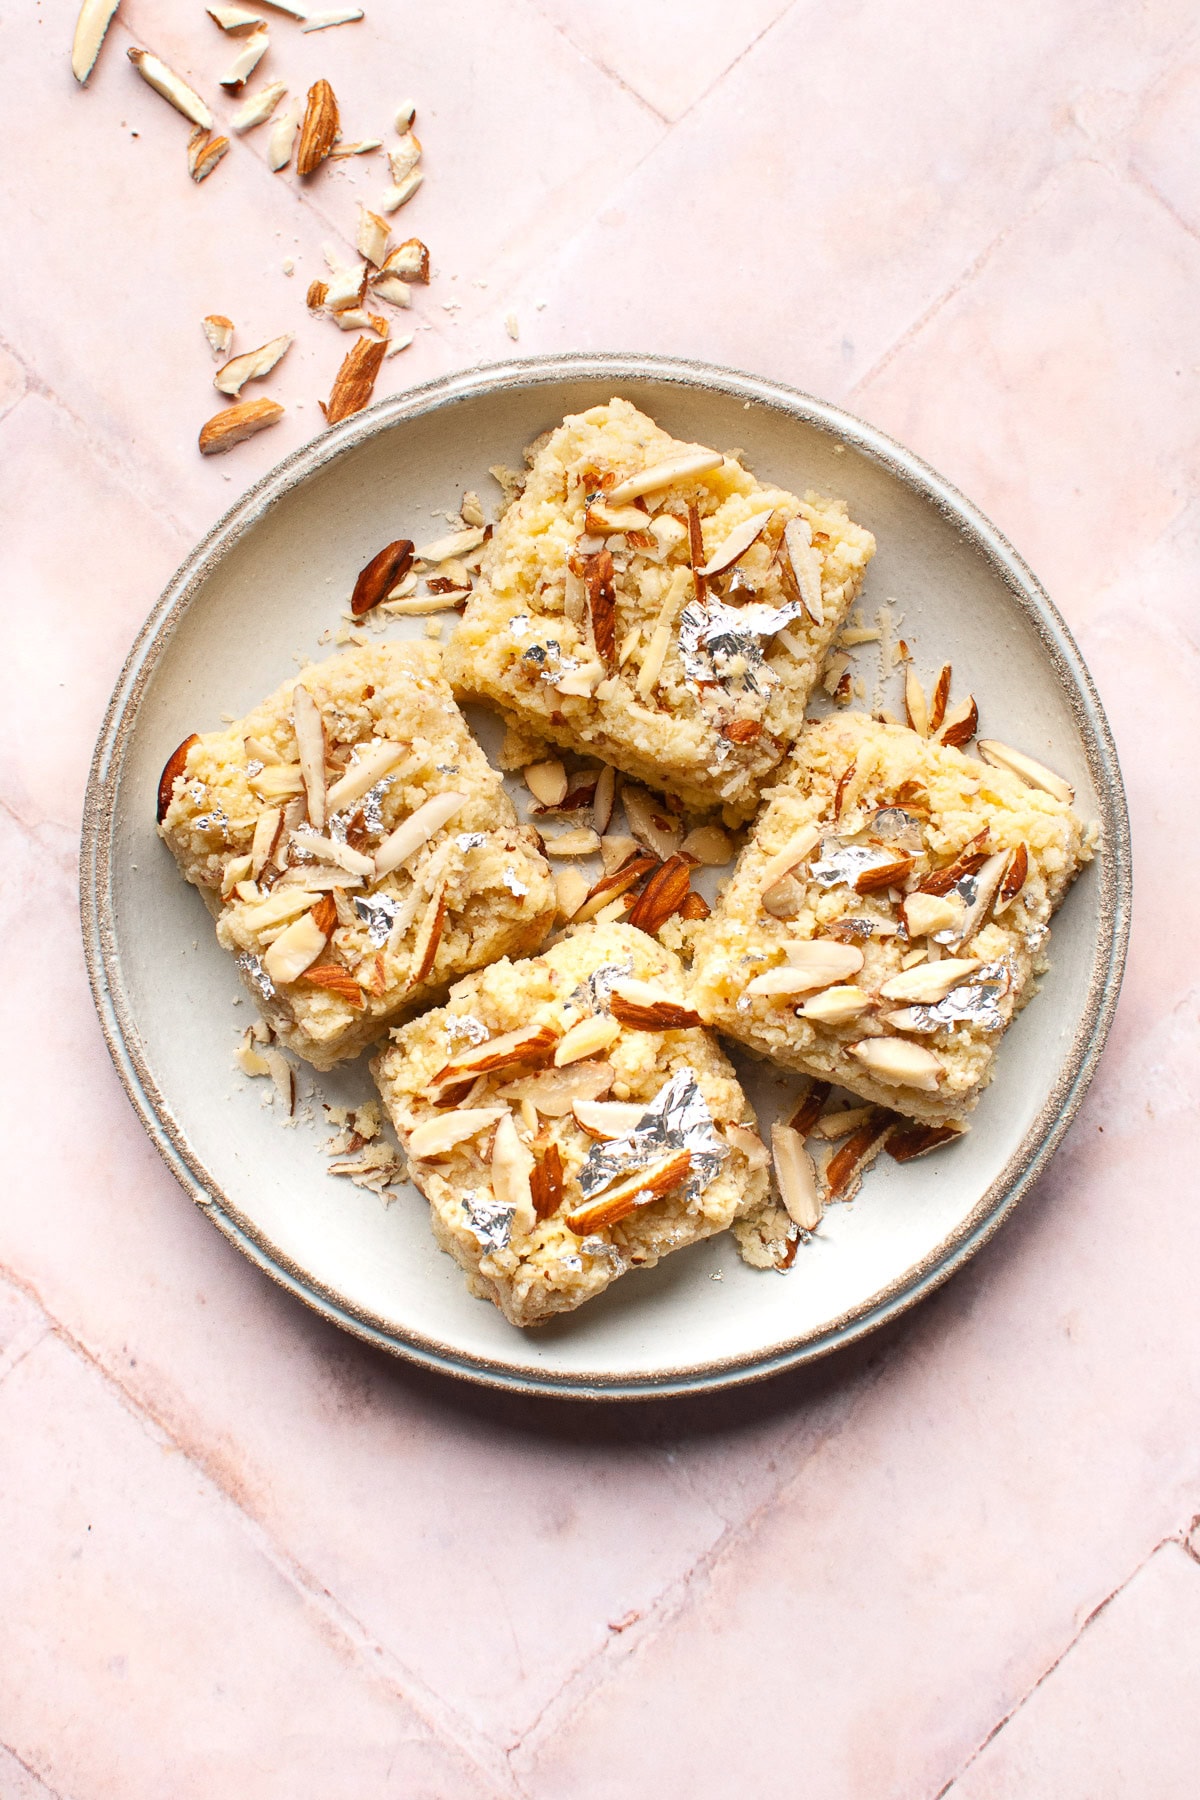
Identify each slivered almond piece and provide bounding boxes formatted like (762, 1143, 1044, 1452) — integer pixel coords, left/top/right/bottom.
(554, 1015, 622, 1067)
(188, 126, 229, 184)
(394, 99, 416, 132)
(696, 508, 775, 578)
(208, 6, 266, 33)
(262, 1047, 295, 1113)
(917, 831, 990, 897)
(290, 829, 373, 877)
(408, 1108, 506, 1160)
(232, 77, 287, 130)
(377, 238, 430, 283)
(388, 134, 422, 182)
(879, 957, 982, 1004)
(782, 940, 865, 983)
(823, 1113, 895, 1202)
(411, 882, 447, 986)
(996, 843, 1029, 909)
(156, 734, 198, 822)
(524, 761, 568, 807)
(626, 853, 692, 934)
(592, 765, 616, 836)
(608, 980, 701, 1032)
(263, 904, 331, 985)
(758, 823, 820, 893)
(565, 1150, 692, 1235)
(554, 868, 589, 921)
(490, 1113, 535, 1237)
(530, 1141, 564, 1220)
(797, 985, 872, 1025)
(855, 852, 913, 894)
(572, 852, 658, 925)
(944, 850, 1008, 947)
(583, 548, 616, 666)
(585, 501, 650, 534)
(380, 172, 424, 212)
(219, 25, 268, 89)
(771, 1124, 822, 1232)
(901, 891, 961, 938)
(324, 739, 404, 811)
(330, 138, 381, 157)
(600, 834, 637, 875)
(789, 1078, 832, 1137)
(373, 790, 466, 878)
(290, 683, 326, 831)
(351, 538, 414, 615)
(572, 1099, 647, 1140)
(543, 827, 601, 857)
(202, 314, 234, 359)
(928, 664, 952, 733)
(936, 694, 979, 748)
(681, 825, 732, 865)
(497, 1060, 614, 1116)
(215, 332, 293, 397)
(607, 448, 723, 506)
(687, 500, 707, 601)
(623, 786, 683, 861)
(725, 1123, 770, 1169)
(73, 0, 120, 82)
(267, 101, 299, 169)
(977, 740, 1074, 804)
(635, 621, 671, 699)
(430, 1024, 562, 1093)
(356, 205, 391, 268)
(782, 516, 824, 625)
(415, 527, 486, 562)
(888, 1122, 966, 1162)
(248, 762, 303, 798)
(306, 279, 329, 311)
(127, 47, 213, 128)
(300, 6, 364, 28)
(249, 805, 283, 877)
(904, 667, 929, 736)
(301, 962, 365, 1007)
(321, 336, 386, 425)
(812, 1105, 876, 1141)
(297, 77, 339, 174)
(198, 398, 283, 454)
(849, 1037, 942, 1090)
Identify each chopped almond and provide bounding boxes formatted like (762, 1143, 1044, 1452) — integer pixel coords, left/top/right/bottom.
(564, 1149, 691, 1234)
(373, 790, 466, 878)
(214, 332, 293, 397)
(72, 0, 120, 83)
(202, 314, 235, 359)
(554, 1015, 622, 1067)
(198, 398, 283, 455)
(321, 336, 387, 424)
(297, 77, 339, 175)
(626, 853, 692, 934)
(127, 47, 213, 129)
(408, 1107, 506, 1160)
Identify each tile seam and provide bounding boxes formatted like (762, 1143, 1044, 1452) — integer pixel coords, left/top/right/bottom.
(0, 1737, 71, 1800)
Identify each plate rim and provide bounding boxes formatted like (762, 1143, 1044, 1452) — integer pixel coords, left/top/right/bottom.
(80, 350, 1132, 1400)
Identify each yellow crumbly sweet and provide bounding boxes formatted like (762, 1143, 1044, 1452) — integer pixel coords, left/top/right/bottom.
(372, 923, 770, 1327)
(158, 642, 555, 1069)
(690, 712, 1098, 1126)
(444, 398, 875, 824)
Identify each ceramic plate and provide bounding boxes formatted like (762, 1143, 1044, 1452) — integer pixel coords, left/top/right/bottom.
(81, 354, 1130, 1399)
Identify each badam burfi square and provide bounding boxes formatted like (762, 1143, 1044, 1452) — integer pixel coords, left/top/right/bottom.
(157, 642, 556, 1069)
(444, 398, 875, 824)
(690, 712, 1098, 1127)
(372, 922, 770, 1327)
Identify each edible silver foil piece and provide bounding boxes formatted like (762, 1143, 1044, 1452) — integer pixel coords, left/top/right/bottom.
(460, 1192, 514, 1253)
(678, 595, 802, 695)
(579, 1237, 625, 1273)
(456, 833, 487, 852)
(893, 959, 1013, 1034)
(444, 1013, 489, 1047)
(1024, 923, 1049, 953)
(502, 867, 528, 897)
(191, 805, 229, 836)
(577, 1069, 727, 1205)
(827, 915, 901, 940)
(865, 807, 924, 847)
(245, 759, 264, 778)
(522, 639, 581, 685)
(354, 893, 401, 947)
(436, 764, 460, 775)
(808, 838, 900, 889)
(508, 613, 533, 640)
(569, 958, 635, 1016)
(237, 952, 275, 1001)
(328, 775, 392, 842)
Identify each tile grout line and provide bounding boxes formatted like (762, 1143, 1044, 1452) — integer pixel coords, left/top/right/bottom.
(0, 1261, 520, 1799)
(0, 1318, 54, 1394)
(931, 1527, 1200, 1798)
(0, 1738, 70, 1800)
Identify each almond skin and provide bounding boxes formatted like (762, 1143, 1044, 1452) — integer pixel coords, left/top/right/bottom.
(157, 734, 199, 822)
(296, 77, 339, 175)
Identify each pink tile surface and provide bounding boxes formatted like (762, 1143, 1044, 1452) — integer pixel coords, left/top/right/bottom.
(2, 1, 1197, 1793)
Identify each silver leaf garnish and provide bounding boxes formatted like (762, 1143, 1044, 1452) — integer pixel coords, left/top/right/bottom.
(508, 614, 533, 640)
(328, 774, 393, 842)
(502, 867, 528, 897)
(808, 838, 900, 889)
(1024, 923, 1049, 953)
(892, 959, 1013, 1034)
(436, 764, 460, 775)
(579, 1236, 625, 1273)
(444, 1013, 489, 1046)
(678, 595, 802, 695)
(577, 1070, 727, 1206)
(460, 1192, 514, 1252)
(456, 832, 486, 852)
(354, 893, 401, 947)
(245, 759, 264, 778)
(569, 958, 635, 1016)
(192, 805, 229, 836)
(237, 952, 275, 1000)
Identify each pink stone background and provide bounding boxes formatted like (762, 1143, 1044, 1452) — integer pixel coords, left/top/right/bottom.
(2, 3, 1197, 1795)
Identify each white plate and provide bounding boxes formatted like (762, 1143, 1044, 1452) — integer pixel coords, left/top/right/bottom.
(82, 354, 1130, 1398)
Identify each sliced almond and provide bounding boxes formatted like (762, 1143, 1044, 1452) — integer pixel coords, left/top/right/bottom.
(73, 0, 120, 83)
(356, 205, 391, 268)
(747, 942, 864, 997)
(411, 881, 447, 986)
(430, 1024, 562, 1094)
(373, 790, 466, 878)
(592, 765, 616, 836)
(608, 980, 701, 1032)
(207, 6, 267, 33)
(758, 823, 821, 893)
(156, 734, 198, 822)
(565, 1149, 691, 1235)
(788, 1078, 832, 1136)
(572, 851, 658, 925)
(678, 824, 730, 866)
(301, 962, 365, 1008)
(976, 740, 1074, 804)
(996, 843, 1029, 909)
(297, 77, 339, 175)
(696, 508, 775, 578)
(935, 694, 979, 748)
(797, 984, 873, 1025)
(585, 501, 651, 535)
(725, 1122, 770, 1169)
(248, 763, 304, 799)
(290, 829, 373, 878)
(600, 833, 638, 876)
(849, 1037, 942, 1090)
(267, 101, 300, 169)
(626, 853, 693, 934)
(823, 1112, 895, 1202)
(221, 856, 254, 901)
(497, 1060, 614, 1117)
(607, 448, 723, 506)
(879, 957, 982, 1004)
(542, 827, 601, 858)
(407, 1107, 505, 1160)
(901, 891, 961, 939)
(219, 25, 269, 90)
(249, 806, 283, 878)
(622, 786, 683, 861)
(202, 314, 235, 360)
(771, 1124, 822, 1232)
(300, 6, 365, 29)
(943, 850, 1008, 948)
(290, 683, 326, 831)
(572, 1099, 647, 1140)
(554, 868, 589, 921)
(489, 1113, 535, 1237)
(380, 171, 424, 212)
(904, 667, 929, 737)
(854, 851, 914, 894)
(530, 1141, 565, 1220)
(231, 77, 287, 131)
(928, 664, 952, 734)
(188, 128, 230, 181)
(415, 527, 486, 563)
(351, 538, 414, 616)
(321, 335, 387, 425)
(917, 831, 991, 898)
(262, 904, 331, 985)
(887, 1122, 966, 1162)
(198, 398, 283, 455)
(215, 332, 293, 397)
(324, 739, 405, 811)
(127, 47, 213, 129)
(524, 761, 568, 808)
(812, 1104, 877, 1141)
(782, 516, 824, 625)
(554, 1015, 622, 1067)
